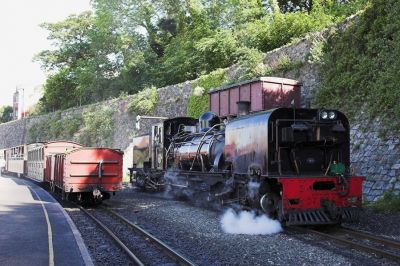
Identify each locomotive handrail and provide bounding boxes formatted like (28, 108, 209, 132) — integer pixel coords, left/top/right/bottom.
(135, 115, 168, 130)
(189, 123, 223, 171)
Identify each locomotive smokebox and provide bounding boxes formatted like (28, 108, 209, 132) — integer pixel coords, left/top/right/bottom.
(199, 112, 220, 132)
(237, 101, 250, 116)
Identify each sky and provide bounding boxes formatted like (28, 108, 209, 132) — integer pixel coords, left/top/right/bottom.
(0, 0, 92, 109)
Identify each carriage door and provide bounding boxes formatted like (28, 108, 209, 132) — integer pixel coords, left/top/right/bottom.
(151, 123, 164, 170)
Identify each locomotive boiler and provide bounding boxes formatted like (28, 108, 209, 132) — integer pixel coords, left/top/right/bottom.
(171, 112, 225, 172)
(129, 77, 364, 226)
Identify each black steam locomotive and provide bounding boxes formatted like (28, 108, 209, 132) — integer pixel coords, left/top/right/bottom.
(129, 78, 363, 226)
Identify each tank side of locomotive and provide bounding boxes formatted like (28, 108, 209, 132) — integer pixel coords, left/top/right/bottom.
(224, 108, 363, 225)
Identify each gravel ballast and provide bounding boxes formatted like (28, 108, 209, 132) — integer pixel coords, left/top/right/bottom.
(65, 207, 134, 266)
(99, 187, 400, 266)
(344, 208, 400, 242)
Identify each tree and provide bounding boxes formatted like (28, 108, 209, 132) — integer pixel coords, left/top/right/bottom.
(35, 11, 135, 108)
(0, 106, 13, 123)
(35, 0, 368, 112)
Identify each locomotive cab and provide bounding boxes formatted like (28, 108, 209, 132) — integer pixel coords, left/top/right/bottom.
(224, 107, 363, 225)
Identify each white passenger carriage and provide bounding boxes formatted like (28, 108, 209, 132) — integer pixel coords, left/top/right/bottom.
(0, 149, 6, 173)
(5, 145, 27, 176)
(27, 143, 45, 181)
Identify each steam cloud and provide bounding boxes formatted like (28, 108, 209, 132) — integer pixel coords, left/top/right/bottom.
(247, 181, 260, 199)
(221, 208, 283, 235)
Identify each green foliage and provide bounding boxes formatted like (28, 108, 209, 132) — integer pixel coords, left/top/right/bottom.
(236, 8, 333, 53)
(307, 39, 326, 63)
(26, 106, 115, 146)
(27, 113, 83, 143)
(368, 190, 400, 213)
(315, 0, 400, 129)
(39, 68, 80, 112)
(277, 0, 368, 15)
(188, 68, 228, 118)
(128, 86, 158, 115)
(35, 0, 369, 113)
(273, 55, 305, 73)
(0, 106, 13, 123)
(234, 47, 272, 81)
(79, 106, 115, 147)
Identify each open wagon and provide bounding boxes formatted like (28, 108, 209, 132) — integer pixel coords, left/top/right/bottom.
(49, 148, 123, 203)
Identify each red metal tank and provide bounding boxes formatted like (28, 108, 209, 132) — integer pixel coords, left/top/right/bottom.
(53, 148, 123, 200)
(209, 77, 301, 117)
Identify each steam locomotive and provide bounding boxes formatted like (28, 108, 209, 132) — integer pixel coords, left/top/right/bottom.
(129, 77, 363, 226)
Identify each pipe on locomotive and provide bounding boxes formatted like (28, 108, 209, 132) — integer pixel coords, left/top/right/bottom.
(136, 115, 169, 130)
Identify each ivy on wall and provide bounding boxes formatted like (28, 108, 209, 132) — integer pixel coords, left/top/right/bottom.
(187, 69, 228, 118)
(27, 112, 82, 143)
(78, 106, 116, 147)
(315, 0, 400, 130)
(128, 86, 158, 115)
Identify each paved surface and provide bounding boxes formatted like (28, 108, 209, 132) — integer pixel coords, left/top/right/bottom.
(0, 174, 92, 266)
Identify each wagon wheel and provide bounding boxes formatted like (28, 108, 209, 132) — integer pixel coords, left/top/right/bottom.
(62, 191, 69, 201)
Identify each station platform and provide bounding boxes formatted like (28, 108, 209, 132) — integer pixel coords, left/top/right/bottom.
(0, 174, 92, 266)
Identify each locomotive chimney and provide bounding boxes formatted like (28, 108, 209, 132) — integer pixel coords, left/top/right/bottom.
(199, 112, 220, 132)
(237, 101, 250, 116)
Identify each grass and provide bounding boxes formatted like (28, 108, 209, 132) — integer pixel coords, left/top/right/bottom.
(367, 191, 400, 213)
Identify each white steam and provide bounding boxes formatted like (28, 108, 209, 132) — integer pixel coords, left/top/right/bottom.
(221, 208, 283, 235)
(247, 181, 260, 199)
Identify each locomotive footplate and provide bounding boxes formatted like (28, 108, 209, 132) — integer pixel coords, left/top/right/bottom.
(285, 207, 360, 226)
(165, 170, 229, 190)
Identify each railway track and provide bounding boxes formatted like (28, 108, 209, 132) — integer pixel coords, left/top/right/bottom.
(291, 226, 400, 262)
(77, 204, 196, 266)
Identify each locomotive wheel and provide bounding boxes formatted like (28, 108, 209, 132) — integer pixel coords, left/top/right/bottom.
(135, 174, 147, 191)
(260, 192, 280, 218)
(276, 199, 285, 223)
(210, 182, 232, 204)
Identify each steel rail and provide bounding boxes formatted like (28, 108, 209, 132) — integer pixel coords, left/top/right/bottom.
(101, 206, 197, 266)
(77, 205, 145, 266)
(339, 227, 400, 250)
(292, 226, 400, 262)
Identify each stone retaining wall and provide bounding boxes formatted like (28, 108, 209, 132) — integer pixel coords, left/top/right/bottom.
(0, 15, 398, 200)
